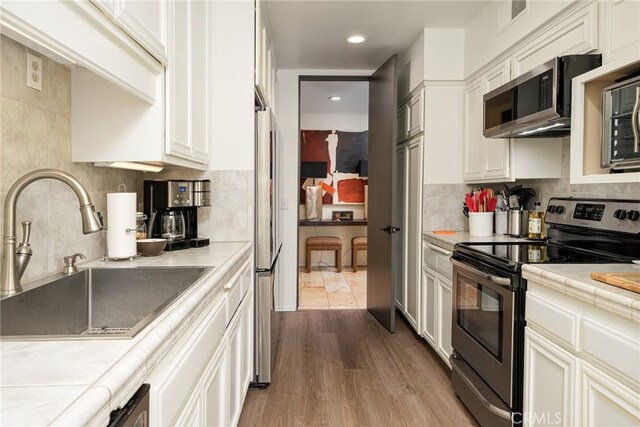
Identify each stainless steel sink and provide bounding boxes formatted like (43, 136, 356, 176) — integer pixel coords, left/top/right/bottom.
(0, 267, 211, 340)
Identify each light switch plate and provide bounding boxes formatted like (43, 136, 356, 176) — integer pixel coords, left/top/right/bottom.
(26, 53, 42, 91)
(279, 198, 289, 210)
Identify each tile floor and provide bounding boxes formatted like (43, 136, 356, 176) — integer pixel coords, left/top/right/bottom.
(298, 267, 367, 310)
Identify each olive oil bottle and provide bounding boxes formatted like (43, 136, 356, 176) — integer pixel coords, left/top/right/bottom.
(528, 201, 544, 240)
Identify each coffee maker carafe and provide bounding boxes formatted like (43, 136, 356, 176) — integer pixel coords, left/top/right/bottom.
(161, 210, 185, 240)
(144, 180, 211, 251)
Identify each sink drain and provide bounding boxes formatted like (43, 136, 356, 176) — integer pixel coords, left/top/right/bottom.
(82, 327, 131, 336)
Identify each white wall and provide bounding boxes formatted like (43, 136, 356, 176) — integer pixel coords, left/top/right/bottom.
(209, 0, 255, 171)
(276, 68, 372, 311)
(300, 113, 367, 131)
(464, 0, 574, 77)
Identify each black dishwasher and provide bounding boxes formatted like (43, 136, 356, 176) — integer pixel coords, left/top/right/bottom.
(107, 384, 150, 427)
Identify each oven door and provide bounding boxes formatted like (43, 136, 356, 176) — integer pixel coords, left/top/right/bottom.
(451, 258, 515, 406)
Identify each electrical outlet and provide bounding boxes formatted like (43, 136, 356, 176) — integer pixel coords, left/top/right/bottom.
(279, 198, 289, 210)
(26, 53, 42, 91)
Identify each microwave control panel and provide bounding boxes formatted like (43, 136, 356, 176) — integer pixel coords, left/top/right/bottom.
(545, 198, 640, 235)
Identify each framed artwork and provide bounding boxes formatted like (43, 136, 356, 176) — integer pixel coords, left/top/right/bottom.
(299, 129, 368, 205)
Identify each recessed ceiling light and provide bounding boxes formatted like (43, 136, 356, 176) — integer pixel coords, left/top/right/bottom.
(347, 35, 366, 44)
(329, 96, 341, 101)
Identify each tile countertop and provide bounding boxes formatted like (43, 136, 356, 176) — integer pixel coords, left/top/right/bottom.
(0, 242, 251, 426)
(423, 230, 531, 251)
(522, 263, 640, 324)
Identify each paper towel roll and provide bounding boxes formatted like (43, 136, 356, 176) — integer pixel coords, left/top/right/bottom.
(107, 192, 137, 258)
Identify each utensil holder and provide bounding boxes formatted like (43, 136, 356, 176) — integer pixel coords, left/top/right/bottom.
(507, 210, 529, 237)
(494, 211, 508, 235)
(469, 212, 494, 237)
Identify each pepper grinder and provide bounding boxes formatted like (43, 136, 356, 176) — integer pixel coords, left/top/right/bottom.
(16, 220, 32, 280)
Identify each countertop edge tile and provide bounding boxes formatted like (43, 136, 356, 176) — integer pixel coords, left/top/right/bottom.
(523, 264, 640, 324)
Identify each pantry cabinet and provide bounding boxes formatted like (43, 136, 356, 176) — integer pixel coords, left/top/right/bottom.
(524, 280, 640, 427)
(421, 241, 453, 368)
(396, 135, 423, 332)
(395, 136, 423, 333)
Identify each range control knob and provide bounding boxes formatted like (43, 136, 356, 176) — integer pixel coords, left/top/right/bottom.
(547, 205, 557, 213)
(614, 209, 628, 220)
(556, 206, 565, 215)
(628, 210, 640, 221)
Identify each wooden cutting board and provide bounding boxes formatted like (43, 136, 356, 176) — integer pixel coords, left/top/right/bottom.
(591, 272, 640, 293)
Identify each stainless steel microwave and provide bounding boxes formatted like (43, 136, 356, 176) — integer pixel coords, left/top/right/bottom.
(483, 55, 602, 138)
(602, 75, 640, 170)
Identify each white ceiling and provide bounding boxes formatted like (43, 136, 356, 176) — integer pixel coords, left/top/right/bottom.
(300, 80, 369, 115)
(263, 0, 490, 70)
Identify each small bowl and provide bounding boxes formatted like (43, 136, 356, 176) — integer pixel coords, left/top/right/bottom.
(137, 238, 167, 257)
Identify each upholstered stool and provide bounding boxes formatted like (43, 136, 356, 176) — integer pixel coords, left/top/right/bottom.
(306, 236, 342, 273)
(351, 236, 367, 272)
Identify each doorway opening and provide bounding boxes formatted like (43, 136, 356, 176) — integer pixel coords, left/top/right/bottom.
(297, 77, 369, 310)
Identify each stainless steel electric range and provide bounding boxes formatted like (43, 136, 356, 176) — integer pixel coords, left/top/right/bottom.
(450, 197, 640, 427)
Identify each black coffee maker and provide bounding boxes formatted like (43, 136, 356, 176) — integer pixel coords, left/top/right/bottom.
(143, 180, 211, 251)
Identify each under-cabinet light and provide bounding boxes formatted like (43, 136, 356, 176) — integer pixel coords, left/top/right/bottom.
(0, 20, 78, 65)
(329, 96, 341, 101)
(95, 162, 164, 173)
(517, 123, 565, 136)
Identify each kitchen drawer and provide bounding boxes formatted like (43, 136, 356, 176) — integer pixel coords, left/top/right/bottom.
(582, 318, 640, 384)
(225, 265, 244, 325)
(153, 295, 226, 425)
(526, 291, 579, 349)
(423, 243, 453, 279)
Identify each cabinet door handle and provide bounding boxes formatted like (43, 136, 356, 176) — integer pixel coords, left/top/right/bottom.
(425, 243, 452, 256)
(633, 87, 640, 153)
(224, 282, 233, 290)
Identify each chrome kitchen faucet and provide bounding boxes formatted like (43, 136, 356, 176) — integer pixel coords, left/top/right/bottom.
(1, 169, 103, 297)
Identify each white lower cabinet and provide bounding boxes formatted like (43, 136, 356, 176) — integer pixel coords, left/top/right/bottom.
(524, 281, 640, 427)
(435, 276, 452, 365)
(420, 268, 437, 347)
(579, 361, 640, 427)
(420, 242, 453, 368)
(524, 328, 576, 427)
(203, 342, 230, 427)
(147, 260, 254, 427)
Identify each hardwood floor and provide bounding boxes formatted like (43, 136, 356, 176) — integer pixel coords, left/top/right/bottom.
(239, 310, 478, 427)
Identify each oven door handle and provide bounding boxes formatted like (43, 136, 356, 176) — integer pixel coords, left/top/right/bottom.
(451, 354, 512, 420)
(451, 258, 512, 288)
(633, 87, 640, 153)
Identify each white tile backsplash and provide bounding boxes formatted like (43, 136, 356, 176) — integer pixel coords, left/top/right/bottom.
(0, 35, 144, 282)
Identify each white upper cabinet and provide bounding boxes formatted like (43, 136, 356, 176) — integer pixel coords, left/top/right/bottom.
(463, 78, 485, 181)
(481, 60, 511, 180)
(601, 0, 640, 64)
(92, 0, 169, 64)
(511, 1, 598, 77)
(166, 0, 209, 164)
(463, 60, 516, 183)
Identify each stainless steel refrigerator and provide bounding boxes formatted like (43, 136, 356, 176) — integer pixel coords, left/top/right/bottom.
(254, 102, 281, 386)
